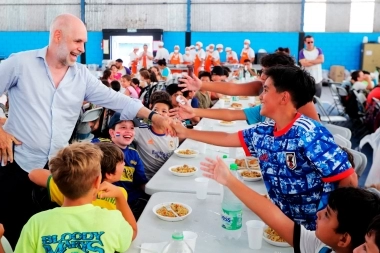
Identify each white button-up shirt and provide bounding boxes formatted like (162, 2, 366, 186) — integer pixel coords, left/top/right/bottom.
(0, 47, 143, 172)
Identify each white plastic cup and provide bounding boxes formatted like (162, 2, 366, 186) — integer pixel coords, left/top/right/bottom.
(183, 231, 198, 252)
(198, 142, 207, 154)
(246, 220, 265, 249)
(219, 99, 225, 108)
(195, 177, 209, 199)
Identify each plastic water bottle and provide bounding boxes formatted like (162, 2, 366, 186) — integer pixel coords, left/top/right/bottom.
(161, 232, 193, 253)
(221, 163, 243, 240)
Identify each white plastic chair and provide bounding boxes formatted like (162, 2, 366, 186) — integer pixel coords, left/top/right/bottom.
(1, 236, 13, 253)
(365, 145, 380, 186)
(314, 96, 348, 123)
(359, 127, 380, 159)
(324, 123, 352, 140)
(347, 148, 367, 177)
(334, 134, 352, 149)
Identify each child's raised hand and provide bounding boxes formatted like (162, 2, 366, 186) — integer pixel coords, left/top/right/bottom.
(97, 181, 123, 199)
(200, 156, 232, 186)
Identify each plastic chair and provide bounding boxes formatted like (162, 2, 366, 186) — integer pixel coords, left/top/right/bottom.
(347, 148, 367, 177)
(334, 134, 352, 149)
(324, 123, 352, 140)
(81, 107, 103, 123)
(314, 96, 348, 123)
(328, 84, 346, 115)
(359, 127, 380, 159)
(1, 236, 13, 253)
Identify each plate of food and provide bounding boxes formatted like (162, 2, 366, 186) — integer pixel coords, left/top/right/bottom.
(169, 164, 198, 177)
(239, 169, 262, 181)
(218, 120, 236, 126)
(246, 157, 260, 170)
(153, 202, 192, 222)
(238, 96, 249, 100)
(262, 226, 290, 247)
(230, 103, 243, 109)
(174, 149, 199, 158)
(235, 158, 248, 169)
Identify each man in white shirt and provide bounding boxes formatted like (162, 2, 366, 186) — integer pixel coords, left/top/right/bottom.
(182, 47, 193, 64)
(240, 39, 255, 64)
(299, 35, 324, 98)
(189, 45, 197, 60)
(225, 47, 238, 64)
(138, 44, 154, 69)
(211, 44, 223, 66)
(154, 41, 169, 62)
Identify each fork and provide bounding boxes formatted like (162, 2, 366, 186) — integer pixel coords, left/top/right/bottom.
(163, 204, 183, 220)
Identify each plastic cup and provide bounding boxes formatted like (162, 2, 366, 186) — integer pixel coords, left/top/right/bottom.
(183, 231, 198, 252)
(246, 220, 265, 249)
(195, 177, 209, 199)
(219, 99, 225, 108)
(198, 142, 207, 154)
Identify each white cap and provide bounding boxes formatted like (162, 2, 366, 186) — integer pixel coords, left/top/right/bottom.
(196, 41, 203, 47)
(158, 41, 164, 47)
(244, 39, 251, 44)
(185, 47, 190, 50)
(225, 47, 231, 52)
(216, 44, 223, 49)
(133, 46, 139, 49)
(174, 45, 180, 49)
(209, 44, 215, 49)
(190, 45, 195, 49)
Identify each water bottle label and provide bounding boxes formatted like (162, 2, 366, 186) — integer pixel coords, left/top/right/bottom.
(221, 208, 242, 230)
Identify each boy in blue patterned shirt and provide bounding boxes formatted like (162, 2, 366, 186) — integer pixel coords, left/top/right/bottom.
(171, 66, 357, 230)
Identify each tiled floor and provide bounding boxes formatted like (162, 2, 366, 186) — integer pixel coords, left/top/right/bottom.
(320, 86, 372, 187)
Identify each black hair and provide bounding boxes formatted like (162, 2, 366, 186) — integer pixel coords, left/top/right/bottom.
(166, 83, 183, 96)
(328, 187, 380, 249)
(223, 69, 229, 77)
(244, 59, 251, 63)
(351, 70, 362, 81)
(223, 66, 231, 73)
(95, 142, 124, 182)
(367, 215, 380, 249)
(152, 98, 173, 110)
(110, 80, 121, 92)
(304, 35, 313, 41)
(150, 71, 159, 82)
(157, 59, 167, 66)
(276, 47, 290, 54)
(101, 80, 110, 87)
(260, 53, 295, 68)
(115, 59, 123, 63)
(131, 78, 140, 86)
(149, 91, 171, 107)
(198, 71, 212, 80)
(362, 70, 371, 75)
(101, 69, 111, 80)
(264, 65, 315, 109)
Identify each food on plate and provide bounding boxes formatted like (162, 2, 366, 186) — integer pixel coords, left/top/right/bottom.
(247, 158, 260, 168)
(264, 227, 286, 242)
(220, 120, 234, 124)
(156, 203, 189, 217)
(241, 170, 261, 178)
(171, 165, 196, 173)
(230, 103, 243, 108)
(177, 149, 197, 155)
(235, 159, 247, 168)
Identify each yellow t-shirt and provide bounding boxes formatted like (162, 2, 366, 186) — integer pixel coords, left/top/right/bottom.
(47, 176, 128, 210)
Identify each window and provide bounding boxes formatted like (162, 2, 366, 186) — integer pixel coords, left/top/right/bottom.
(349, 0, 375, 32)
(303, 0, 327, 32)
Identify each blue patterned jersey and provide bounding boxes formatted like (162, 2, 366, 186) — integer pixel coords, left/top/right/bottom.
(238, 113, 354, 230)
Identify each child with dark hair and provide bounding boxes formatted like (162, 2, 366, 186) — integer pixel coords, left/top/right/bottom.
(149, 90, 171, 109)
(171, 65, 357, 230)
(157, 58, 171, 81)
(354, 215, 380, 253)
(110, 80, 121, 92)
(101, 69, 112, 83)
(133, 98, 179, 180)
(131, 78, 141, 96)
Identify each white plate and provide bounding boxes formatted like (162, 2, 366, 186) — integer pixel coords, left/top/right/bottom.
(239, 169, 262, 181)
(152, 202, 192, 222)
(168, 165, 198, 177)
(218, 120, 236, 127)
(174, 149, 199, 158)
(262, 230, 290, 247)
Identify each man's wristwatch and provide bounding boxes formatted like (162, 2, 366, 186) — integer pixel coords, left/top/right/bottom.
(148, 111, 157, 121)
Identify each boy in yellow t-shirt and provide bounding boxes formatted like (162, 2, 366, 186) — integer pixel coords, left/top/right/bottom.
(29, 142, 128, 210)
(15, 142, 137, 253)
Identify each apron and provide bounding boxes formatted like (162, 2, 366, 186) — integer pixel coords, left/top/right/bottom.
(240, 50, 249, 64)
(194, 53, 202, 77)
(228, 54, 238, 64)
(204, 54, 213, 73)
(170, 53, 182, 74)
(131, 53, 138, 74)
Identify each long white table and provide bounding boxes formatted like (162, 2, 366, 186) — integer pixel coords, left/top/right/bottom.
(145, 98, 267, 196)
(126, 192, 293, 253)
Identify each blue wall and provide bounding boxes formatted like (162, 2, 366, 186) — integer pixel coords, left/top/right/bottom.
(1, 31, 380, 71)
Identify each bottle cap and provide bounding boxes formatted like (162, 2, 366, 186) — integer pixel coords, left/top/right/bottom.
(222, 155, 228, 159)
(172, 231, 184, 240)
(229, 163, 238, 170)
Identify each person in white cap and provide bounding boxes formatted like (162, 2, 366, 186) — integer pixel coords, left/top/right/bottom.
(138, 44, 154, 69)
(154, 41, 169, 62)
(129, 46, 140, 74)
(240, 39, 255, 64)
(189, 45, 197, 60)
(183, 47, 193, 64)
(169, 45, 183, 73)
(194, 42, 205, 76)
(212, 44, 223, 66)
(225, 47, 238, 64)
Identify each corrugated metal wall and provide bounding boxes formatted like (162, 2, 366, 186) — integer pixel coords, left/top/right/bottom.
(0, 0, 379, 32)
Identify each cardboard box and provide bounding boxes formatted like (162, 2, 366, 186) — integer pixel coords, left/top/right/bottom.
(329, 65, 345, 82)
